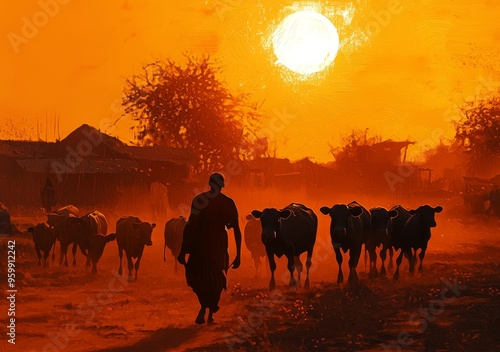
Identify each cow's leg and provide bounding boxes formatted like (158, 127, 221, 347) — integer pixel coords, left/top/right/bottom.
(348, 246, 361, 284)
(334, 247, 343, 284)
(118, 246, 124, 276)
(36, 248, 42, 266)
(174, 258, 178, 274)
(134, 256, 142, 281)
(51, 241, 56, 263)
(252, 255, 260, 280)
(418, 247, 426, 273)
(294, 256, 303, 288)
(92, 259, 97, 274)
(43, 250, 49, 267)
(195, 308, 206, 325)
(380, 245, 387, 276)
(59, 241, 66, 266)
(253, 256, 260, 279)
(86, 255, 91, 271)
(59, 242, 64, 266)
(71, 242, 77, 267)
(85, 257, 92, 270)
(367, 245, 378, 278)
(266, 249, 277, 290)
(388, 247, 394, 270)
(127, 256, 134, 281)
(393, 249, 405, 280)
(304, 249, 313, 290)
(61, 242, 69, 267)
(408, 249, 415, 275)
(287, 255, 296, 287)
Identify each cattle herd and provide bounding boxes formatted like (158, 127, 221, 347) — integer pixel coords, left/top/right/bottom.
(29, 205, 155, 280)
(29, 201, 442, 289)
(246, 201, 442, 290)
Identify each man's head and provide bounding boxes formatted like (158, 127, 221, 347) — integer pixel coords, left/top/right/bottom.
(209, 172, 225, 190)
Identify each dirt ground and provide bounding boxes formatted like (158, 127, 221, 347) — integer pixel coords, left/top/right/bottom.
(1, 190, 499, 352)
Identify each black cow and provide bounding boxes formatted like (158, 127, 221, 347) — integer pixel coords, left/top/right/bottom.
(53, 210, 107, 267)
(251, 203, 317, 290)
(73, 211, 108, 267)
(79, 234, 116, 274)
(244, 214, 267, 278)
(367, 207, 398, 277)
(47, 205, 79, 266)
(163, 216, 186, 273)
(320, 201, 370, 284)
(116, 216, 156, 281)
(54, 216, 81, 267)
(28, 223, 56, 267)
(393, 205, 443, 280)
(386, 205, 413, 280)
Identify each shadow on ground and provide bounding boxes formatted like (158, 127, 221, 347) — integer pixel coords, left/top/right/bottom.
(96, 326, 200, 352)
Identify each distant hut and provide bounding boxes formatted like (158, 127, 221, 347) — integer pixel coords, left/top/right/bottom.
(0, 124, 192, 209)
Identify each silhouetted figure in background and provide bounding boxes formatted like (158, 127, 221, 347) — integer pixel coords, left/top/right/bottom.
(41, 177, 57, 213)
(177, 172, 241, 324)
(486, 187, 500, 218)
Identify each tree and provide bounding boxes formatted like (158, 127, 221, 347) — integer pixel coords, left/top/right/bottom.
(455, 91, 500, 174)
(0, 116, 35, 140)
(329, 129, 381, 168)
(122, 55, 264, 174)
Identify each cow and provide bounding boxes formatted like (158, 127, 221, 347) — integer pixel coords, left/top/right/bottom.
(53, 216, 81, 267)
(386, 205, 413, 280)
(366, 207, 398, 277)
(47, 205, 79, 227)
(73, 211, 108, 268)
(53, 210, 107, 267)
(28, 223, 56, 267)
(116, 216, 156, 281)
(163, 216, 186, 273)
(393, 205, 443, 280)
(79, 234, 116, 274)
(320, 201, 370, 285)
(251, 203, 317, 290)
(244, 214, 267, 278)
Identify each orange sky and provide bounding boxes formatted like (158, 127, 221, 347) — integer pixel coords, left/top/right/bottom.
(1, 0, 500, 162)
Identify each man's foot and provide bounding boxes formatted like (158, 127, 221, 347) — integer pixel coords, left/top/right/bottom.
(207, 310, 214, 324)
(195, 308, 206, 324)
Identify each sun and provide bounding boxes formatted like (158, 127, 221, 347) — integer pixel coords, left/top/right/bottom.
(272, 10, 340, 75)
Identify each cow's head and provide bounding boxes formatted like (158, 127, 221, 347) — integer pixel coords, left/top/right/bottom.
(132, 221, 156, 246)
(28, 223, 54, 242)
(370, 207, 398, 234)
(251, 208, 291, 246)
(87, 233, 116, 260)
(409, 205, 443, 228)
(64, 216, 85, 240)
(320, 204, 363, 248)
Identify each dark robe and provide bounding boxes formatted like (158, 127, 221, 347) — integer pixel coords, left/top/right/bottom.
(181, 191, 238, 312)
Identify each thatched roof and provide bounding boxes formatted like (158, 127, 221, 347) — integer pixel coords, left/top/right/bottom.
(0, 124, 192, 173)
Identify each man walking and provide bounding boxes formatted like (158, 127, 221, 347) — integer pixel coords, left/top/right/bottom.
(177, 172, 241, 324)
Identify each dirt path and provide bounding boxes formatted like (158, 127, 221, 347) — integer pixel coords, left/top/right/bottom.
(1, 210, 499, 352)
